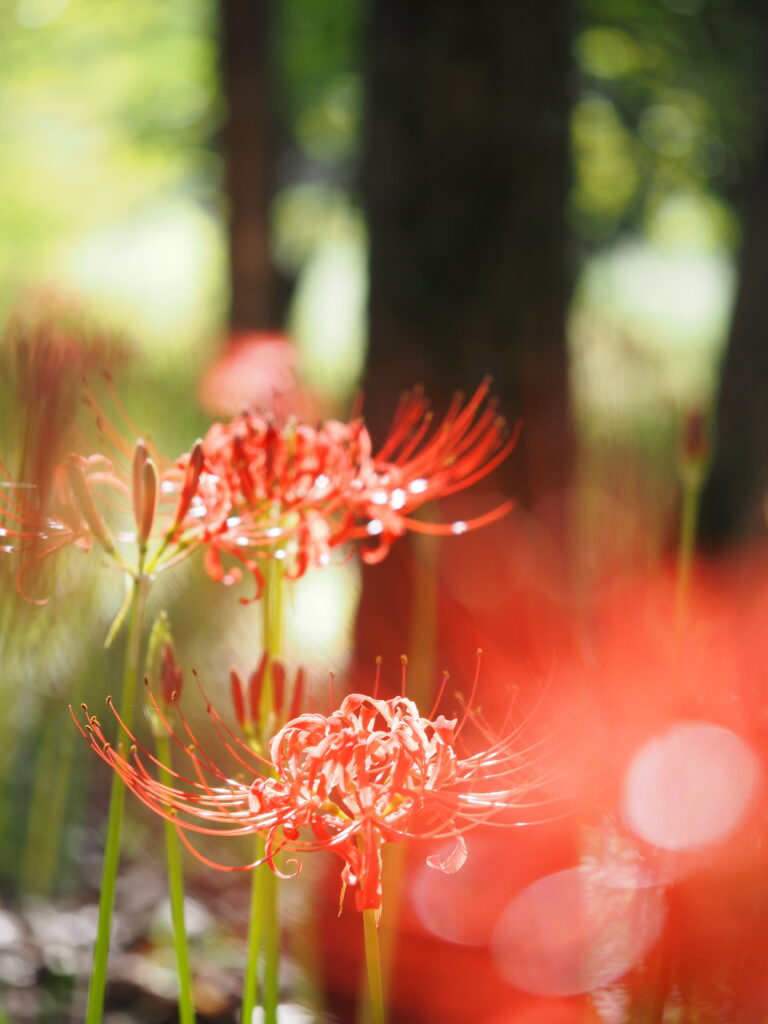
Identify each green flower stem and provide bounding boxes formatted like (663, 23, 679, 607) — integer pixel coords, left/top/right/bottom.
(262, 557, 284, 1024)
(155, 731, 196, 1024)
(375, 844, 405, 1012)
(241, 832, 266, 1024)
(260, 851, 280, 1023)
(242, 555, 285, 1024)
(85, 573, 149, 1024)
(260, 555, 285, 727)
(363, 908, 386, 1024)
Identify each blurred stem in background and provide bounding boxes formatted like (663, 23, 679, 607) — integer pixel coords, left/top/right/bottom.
(19, 693, 79, 896)
(676, 410, 711, 633)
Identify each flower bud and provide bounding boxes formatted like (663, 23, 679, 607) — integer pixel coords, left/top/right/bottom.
(288, 667, 305, 722)
(231, 668, 247, 730)
(171, 440, 205, 535)
(248, 651, 269, 729)
(160, 643, 183, 705)
(145, 611, 182, 715)
(132, 440, 148, 528)
(132, 441, 157, 547)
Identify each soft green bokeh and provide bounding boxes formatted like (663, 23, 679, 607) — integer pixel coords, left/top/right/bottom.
(0, 0, 224, 355)
(570, 0, 757, 441)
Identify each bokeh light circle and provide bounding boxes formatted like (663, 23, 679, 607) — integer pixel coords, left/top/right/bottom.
(622, 721, 761, 852)
(492, 867, 665, 996)
(412, 836, 529, 947)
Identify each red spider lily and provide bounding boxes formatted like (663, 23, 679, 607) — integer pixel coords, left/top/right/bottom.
(199, 378, 518, 593)
(3, 377, 516, 602)
(73, 658, 546, 914)
(200, 414, 370, 591)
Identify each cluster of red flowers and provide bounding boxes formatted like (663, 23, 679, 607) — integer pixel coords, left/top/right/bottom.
(14, 370, 531, 920)
(2, 378, 516, 600)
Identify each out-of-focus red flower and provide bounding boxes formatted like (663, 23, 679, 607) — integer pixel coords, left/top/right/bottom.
(0, 307, 133, 596)
(75, 661, 542, 914)
(2, 297, 130, 490)
(199, 332, 318, 423)
(0, 396, 229, 601)
(200, 378, 518, 596)
(0, 452, 121, 589)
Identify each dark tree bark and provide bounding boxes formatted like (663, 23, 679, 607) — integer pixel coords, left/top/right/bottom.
(698, 1, 768, 547)
(701, 131, 768, 545)
(219, 0, 281, 330)
(361, 0, 575, 504)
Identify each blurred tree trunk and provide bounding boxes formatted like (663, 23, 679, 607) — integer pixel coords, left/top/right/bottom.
(361, 0, 575, 505)
(219, 0, 281, 331)
(701, 74, 768, 545)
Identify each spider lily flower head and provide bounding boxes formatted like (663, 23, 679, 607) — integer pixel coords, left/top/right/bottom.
(199, 379, 518, 594)
(74, 655, 545, 914)
(200, 412, 370, 594)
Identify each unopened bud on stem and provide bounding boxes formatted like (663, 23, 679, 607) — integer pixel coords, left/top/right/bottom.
(172, 440, 204, 532)
(132, 441, 158, 547)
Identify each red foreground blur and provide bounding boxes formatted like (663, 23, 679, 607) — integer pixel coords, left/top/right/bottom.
(327, 494, 768, 1022)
